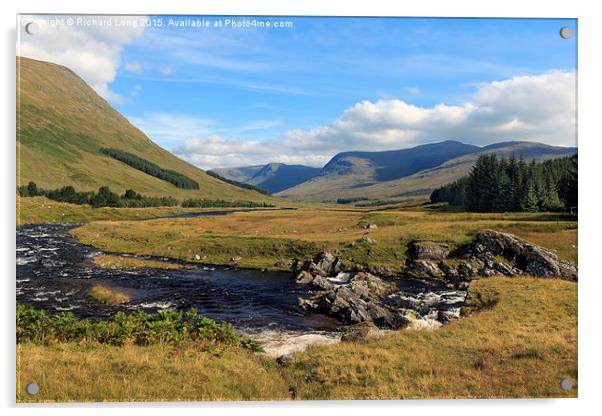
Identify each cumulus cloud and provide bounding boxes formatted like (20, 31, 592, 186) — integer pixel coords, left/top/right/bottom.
(18, 15, 145, 103)
(133, 71, 576, 170)
(284, 71, 576, 153)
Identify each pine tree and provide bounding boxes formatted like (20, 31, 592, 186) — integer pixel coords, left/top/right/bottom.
(520, 181, 539, 212)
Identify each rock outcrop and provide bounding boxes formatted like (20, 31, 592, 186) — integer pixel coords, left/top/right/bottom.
(294, 231, 576, 331)
(469, 230, 577, 280)
(412, 241, 450, 260)
(298, 269, 409, 329)
(405, 231, 577, 282)
(340, 321, 382, 342)
(294, 251, 464, 330)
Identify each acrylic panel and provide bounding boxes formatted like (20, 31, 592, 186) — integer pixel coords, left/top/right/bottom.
(16, 14, 578, 402)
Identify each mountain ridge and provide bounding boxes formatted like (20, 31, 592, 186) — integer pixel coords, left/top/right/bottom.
(211, 140, 576, 202)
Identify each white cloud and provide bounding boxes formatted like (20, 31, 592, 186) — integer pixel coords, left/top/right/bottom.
(18, 15, 145, 103)
(284, 71, 576, 153)
(131, 71, 576, 170)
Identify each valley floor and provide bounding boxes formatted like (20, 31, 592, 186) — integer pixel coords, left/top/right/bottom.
(16, 197, 578, 401)
(17, 277, 577, 401)
(68, 203, 577, 272)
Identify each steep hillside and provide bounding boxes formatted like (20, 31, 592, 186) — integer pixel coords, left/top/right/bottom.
(211, 163, 322, 193)
(279, 141, 576, 202)
(16, 57, 273, 202)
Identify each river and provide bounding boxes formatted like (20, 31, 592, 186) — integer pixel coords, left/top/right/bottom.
(16, 210, 467, 355)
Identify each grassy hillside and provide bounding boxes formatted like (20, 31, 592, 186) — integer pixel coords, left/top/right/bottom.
(280, 142, 576, 202)
(17, 277, 577, 401)
(16, 57, 274, 202)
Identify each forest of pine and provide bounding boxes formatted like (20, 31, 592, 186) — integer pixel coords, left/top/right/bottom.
(430, 154, 577, 213)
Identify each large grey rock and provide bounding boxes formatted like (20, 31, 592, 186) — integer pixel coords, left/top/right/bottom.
(412, 242, 450, 260)
(305, 251, 340, 276)
(340, 321, 380, 343)
(406, 260, 445, 278)
(295, 270, 314, 284)
(298, 271, 407, 328)
(469, 230, 577, 280)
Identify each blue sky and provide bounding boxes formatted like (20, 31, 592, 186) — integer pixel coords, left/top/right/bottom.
(20, 15, 578, 168)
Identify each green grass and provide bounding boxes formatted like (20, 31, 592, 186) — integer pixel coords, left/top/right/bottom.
(17, 277, 577, 401)
(17, 196, 193, 225)
(71, 207, 578, 271)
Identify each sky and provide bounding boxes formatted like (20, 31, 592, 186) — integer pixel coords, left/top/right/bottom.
(19, 15, 577, 169)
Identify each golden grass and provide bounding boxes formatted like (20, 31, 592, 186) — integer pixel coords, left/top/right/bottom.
(89, 284, 130, 306)
(17, 343, 289, 402)
(17, 277, 577, 402)
(92, 255, 188, 270)
(71, 207, 577, 271)
(280, 277, 577, 399)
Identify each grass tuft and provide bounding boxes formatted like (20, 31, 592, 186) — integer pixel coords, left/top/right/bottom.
(89, 284, 130, 306)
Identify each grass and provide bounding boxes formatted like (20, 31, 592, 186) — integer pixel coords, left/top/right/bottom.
(71, 207, 578, 272)
(89, 284, 130, 306)
(17, 277, 577, 401)
(17, 196, 191, 225)
(17, 195, 286, 226)
(92, 255, 189, 270)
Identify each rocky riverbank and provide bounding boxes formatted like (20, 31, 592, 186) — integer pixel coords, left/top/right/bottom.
(292, 230, 578, 333)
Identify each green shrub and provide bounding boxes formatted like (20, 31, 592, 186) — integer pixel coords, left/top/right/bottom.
(16, 303, 261, 351)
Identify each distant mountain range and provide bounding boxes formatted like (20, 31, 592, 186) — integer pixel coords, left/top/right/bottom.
(210, 163, 322, 193)
(213, 140, 577, 202)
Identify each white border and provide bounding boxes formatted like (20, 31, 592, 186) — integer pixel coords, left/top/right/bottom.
(2, 1, 601, 415)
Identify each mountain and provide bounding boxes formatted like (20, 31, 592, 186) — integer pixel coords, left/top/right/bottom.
(209, 165, 265, 184)
(16, 57, 272, 202)
(278, 141, 577, 202)
(323, 140, 480, 181)
(211, 163, 322, 193)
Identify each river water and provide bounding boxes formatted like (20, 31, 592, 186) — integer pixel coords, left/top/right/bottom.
(16, 211, 467, 354)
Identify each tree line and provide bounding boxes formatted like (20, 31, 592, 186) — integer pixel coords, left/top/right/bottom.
(100, 148, 200, 190)
(430, 154, 577, 212)
(18, 182, 179, 208)
(206, 171, 271, 195)
(18, 182, 275, 209)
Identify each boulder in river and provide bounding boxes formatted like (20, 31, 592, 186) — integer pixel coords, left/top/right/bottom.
(298, 271, 408, 328)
